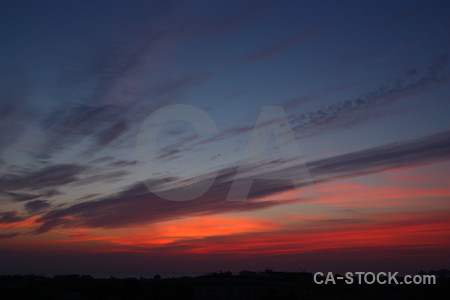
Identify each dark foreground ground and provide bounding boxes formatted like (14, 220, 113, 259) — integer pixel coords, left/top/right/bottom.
(0, 270, 449, 300)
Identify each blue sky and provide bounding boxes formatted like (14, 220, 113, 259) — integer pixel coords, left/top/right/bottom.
(0, 0, 450, 276)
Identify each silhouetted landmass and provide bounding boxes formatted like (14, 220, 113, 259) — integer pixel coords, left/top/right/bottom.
(0, 270, 449, 299)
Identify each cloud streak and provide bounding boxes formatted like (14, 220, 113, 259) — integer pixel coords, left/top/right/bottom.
(308, 130, 450, 183)
(33, 129, 450, 233)
(25, 200, 51, 214)
(185, 54, 450, 153)
(0, 164, 88, 192)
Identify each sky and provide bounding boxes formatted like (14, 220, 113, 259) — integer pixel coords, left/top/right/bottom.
(0, 0, 450, 277)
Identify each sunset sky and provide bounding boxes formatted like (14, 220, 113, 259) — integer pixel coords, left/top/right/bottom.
(1, 0, 450, 277)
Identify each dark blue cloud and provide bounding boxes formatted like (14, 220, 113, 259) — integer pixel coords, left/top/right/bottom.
(25, 200, 51, 214)
(0, 211, 24, 224)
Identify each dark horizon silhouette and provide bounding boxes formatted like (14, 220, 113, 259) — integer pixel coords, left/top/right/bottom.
(1, 269, 449, 300)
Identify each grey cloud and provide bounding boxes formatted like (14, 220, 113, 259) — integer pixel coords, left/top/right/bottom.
(73, 170, 130, 186)
(38, 104, 126, 159)
(237, 30, 320, 64)
(0, 189, 62, 203)
(76, 194, 101, 201)
(21, 2, 255, 162)
(0, 211, 25, 224)
(108, 160, 136, 168)
(39, 72, 214, 160)
(34, 129, 450, 233)
(94, 121, 129, 148)
(89, 156, 114, 164)
(308, 130, 450, 183)
(25, 200, 51, 213)
(1, 192, 40, 202)
(0, 164, 88, 192)
(34, 168, 297, 233)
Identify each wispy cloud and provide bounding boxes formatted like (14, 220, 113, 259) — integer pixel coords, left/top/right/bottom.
(32, 129, 450, 233)
(191, 54, 450, 148)
(33, 177, 296, 234)
(0, 211, 25, 224)
(38, 104, 126, 159)
(0, 164, 87, 215)
(237, 29, 320, 64)
(291, 54, 450, 136)
(25, 200, 51, 214)
(308, 130, 450, 183)
(281, 84, 355, 110)
(0, 164, 88, 192)
(72, 170, 130, 186)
